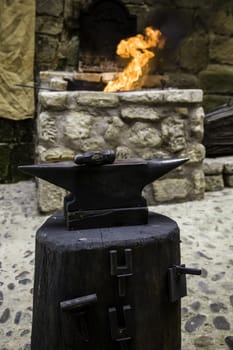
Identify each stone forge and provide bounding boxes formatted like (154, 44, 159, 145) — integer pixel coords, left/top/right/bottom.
(36, 89, 205, 213)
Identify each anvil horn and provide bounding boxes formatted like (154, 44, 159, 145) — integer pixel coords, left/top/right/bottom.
(144, 157, 189, 186)
(19, 162, 78, 193)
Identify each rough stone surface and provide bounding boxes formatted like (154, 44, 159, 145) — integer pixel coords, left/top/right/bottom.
(121, 106, 160, 121)
(36, 0, 64, 16)
(203, 158, 224, 175)
(64, 35, 80, 68)
(153, 178, 192, 202)
(37, 180, 66, 213)
(210, 3, 233, 35)
(204, 157, 233, 189)
(0, 308, 10, 323)
(104, 116, 125, 143)
(190, 301, 201, 311)
(50, 78, 68, 91)
(185, 314, 207, 332)
(179, 31, 209, 73)
(189, 107, 205, 141)
(62, 112, 93, 146)
(203, 94, 233, 113)
(224, 175, 233, 187)
(209, 34, 233, 65)
(76, 91, 119, 108)
(165, 90, 203, 103)
(36, 16, 64, 35)
(211, 272, 225, 281)
(210, 302, 228, 313)
(36, 89, 205, 211)
(0, 182, 233, 350)
(224, 158, 233, 174)
(129, 122, 162, 148)
(116, 146, 134, 159)
(37, 112, 57, 145)
(39, 92, 68, 111)
(168, 73, 200, 89)
(37, 146, 74, 163)
(36, 35, 59, 65)
(222, 282, 233, 292)
(192, 169, 206, 197)
(80, 136, 107, 152)
(194, 335, 214, 347)
(118, 89, 203, 104)
(180, 144, 206, 164)
(213, 316, 230, 330)
(199, 65, 233, 94)
(205, 175, 224, 192)
(162, 117, 186, 152)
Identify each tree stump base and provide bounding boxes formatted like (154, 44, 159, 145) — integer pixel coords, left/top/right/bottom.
(31, 211, 181, 350)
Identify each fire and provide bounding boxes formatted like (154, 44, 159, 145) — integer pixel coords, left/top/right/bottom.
(104, 26, 165, 92)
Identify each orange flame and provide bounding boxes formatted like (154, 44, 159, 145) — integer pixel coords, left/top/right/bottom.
(104, 26, 165, 92)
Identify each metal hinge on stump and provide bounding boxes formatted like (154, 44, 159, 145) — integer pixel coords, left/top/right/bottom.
(109, 305, 133, 350)
(110, 248, 133, 297)
(168, 264, 202, 302)
(60, 293, 97, 344)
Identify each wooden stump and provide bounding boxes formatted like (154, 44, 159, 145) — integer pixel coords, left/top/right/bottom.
(31, 211, 181, 350)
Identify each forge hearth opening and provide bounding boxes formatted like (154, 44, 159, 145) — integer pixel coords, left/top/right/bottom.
(36, 0, 199, 92)
(79, 0, 137, 72)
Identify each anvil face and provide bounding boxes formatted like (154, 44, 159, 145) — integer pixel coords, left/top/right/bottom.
(19, 157, 188, 230)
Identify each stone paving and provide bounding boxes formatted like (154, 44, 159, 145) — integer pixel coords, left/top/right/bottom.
(0, 180, 233, 350)
(156, 188, 233, 350)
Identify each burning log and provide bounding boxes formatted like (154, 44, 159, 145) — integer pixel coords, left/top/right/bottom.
(58, 71, 169, 91)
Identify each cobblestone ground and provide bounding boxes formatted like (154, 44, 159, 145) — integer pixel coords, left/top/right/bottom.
(0, 181, 232, 350)
(155, 189, 233, 350)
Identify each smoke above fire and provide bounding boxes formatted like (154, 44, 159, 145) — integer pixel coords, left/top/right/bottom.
(104, 26, 165, 92)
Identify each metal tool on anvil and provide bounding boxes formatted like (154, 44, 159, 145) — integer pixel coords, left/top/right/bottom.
(19, 150, 188, 230)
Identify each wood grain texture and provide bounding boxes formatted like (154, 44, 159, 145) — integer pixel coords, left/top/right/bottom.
(31, 211, 181, 350)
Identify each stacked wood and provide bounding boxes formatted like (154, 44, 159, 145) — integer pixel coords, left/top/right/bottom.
(204, 102, 233, 156)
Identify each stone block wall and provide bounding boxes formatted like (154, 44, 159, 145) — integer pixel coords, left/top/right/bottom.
(1, 0, 233, 184)
(35, 0, 233, 112)
(36, 89, 205, 212)
(204, 156, 233, 191)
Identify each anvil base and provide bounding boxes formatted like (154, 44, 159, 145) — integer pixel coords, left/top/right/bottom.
(66, 207, 148, 230)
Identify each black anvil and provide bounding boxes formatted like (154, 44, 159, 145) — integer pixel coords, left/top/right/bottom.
(19, 151, 188, 230)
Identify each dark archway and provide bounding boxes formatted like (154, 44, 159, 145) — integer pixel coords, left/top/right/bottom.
(79, 0, 137, 71)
